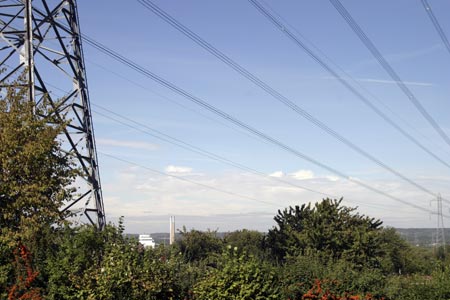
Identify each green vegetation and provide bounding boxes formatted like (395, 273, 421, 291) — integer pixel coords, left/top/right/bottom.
(266, 199, 383, 266)
(1, 84, 449, 299)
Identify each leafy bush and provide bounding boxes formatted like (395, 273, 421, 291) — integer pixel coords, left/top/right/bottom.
(193, 246, 281, 300)
(266, 198, 383, 266)
(385, 265, 450, 300)
(281, 254, 387, 299)
(176, 227, 223, 263)
(281, 253, 328, 299)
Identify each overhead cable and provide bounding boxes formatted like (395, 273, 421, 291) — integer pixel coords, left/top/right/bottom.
(98, 152, 279, 207)
(85, 59, 268, 146)
(93, 104, 335, 198)
(420, 0, 450, 56)
(248, 0, 450, 171)
(329, 0, 450, 149)
(255, 0, 450, 159)
(135, 0, 446, 202)
(80, 34, 445, 214)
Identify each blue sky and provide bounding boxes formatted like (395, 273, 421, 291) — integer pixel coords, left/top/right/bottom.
(73, 0, 450, 233)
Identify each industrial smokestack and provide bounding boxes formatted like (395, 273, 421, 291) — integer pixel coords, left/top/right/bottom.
(169, 216, 175, 245)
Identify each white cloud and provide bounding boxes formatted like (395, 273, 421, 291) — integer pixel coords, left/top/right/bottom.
(165, 165, 193, 174)
(321, 76, 434, 87)
(97, 138, 158, 151)
(353, 77, 434, 87)
(269, 171, 284, 178)
(97, 165, 449, 233)
(290, 169, 315, 180)
(326, 175, 340, 182)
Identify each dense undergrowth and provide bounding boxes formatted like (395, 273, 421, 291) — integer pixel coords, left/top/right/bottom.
(1, 212, 449, 300)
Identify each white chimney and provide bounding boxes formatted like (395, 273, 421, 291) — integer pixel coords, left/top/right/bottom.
(169, 216, 175, 245)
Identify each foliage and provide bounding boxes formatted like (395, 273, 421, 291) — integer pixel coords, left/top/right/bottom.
(7, 244, 42, 300)
(384, 265, 450, 300)
(0, 78, 75, 299)
(44, 221, 188, 300)
(0, 81, 75, 245)
(45, 225, 107, 299)
(378, 227, 437, 275)
(266, 198, 383, 266)
(224, 229, 266, 258)
(176, 227, 223, 262)
(0, 241, 13, 299)
(281, 254, 387, 299)
(300, 279, 385, 300)
(281, 253, 328, 298)
(324, 260, 386, 298)
(193, 246, 281, 300)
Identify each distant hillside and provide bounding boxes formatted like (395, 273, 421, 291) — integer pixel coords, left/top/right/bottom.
(395, 228, 450, 247)
(127, 228, 449, 247)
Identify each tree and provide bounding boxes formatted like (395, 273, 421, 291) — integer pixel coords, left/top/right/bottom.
(0, 80, 75, 243)
(266, 198, 383, 266)
(176, 227, 223, 262)
(45, 222, 187, 300)
(378, 227, 437, 275)
(193, 247, 280, 300)
(45, 225, 106, 299)
(0, 79, 75, 297)
(223, 229, 266, 258)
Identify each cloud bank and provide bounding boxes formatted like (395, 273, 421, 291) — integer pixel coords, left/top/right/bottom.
(99, 165, 447, 233)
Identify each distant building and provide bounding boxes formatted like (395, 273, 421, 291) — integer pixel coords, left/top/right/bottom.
(138, 234, 156, 248)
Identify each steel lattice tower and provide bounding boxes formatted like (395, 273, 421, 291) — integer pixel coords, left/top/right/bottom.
(0, 0, 105, 229)
(435, 194, 446, 251)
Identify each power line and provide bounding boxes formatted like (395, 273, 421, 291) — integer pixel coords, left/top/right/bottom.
(93, 106, 405, 213)
(44, 85, 347, 206)
(248, 0, 450, 171)
(100, 152, 411, 214)
(85, 58, 268, 146)
(256, 0, 450, 159)
(92, 104, 335, 198)
(41, 72, 338, 200)
(329, 0, 450, 149)
(98, 152, 280, 207)
(135, 0, 446, 203)
(420, 0, 450, 57)
(43, 59, 260, 144)
(39, 62, 394, 211)
(79, 34, 444, 215)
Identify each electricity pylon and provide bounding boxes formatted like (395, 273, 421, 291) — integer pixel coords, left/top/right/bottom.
(435, 194, 446, 251)
(431, 194, 446, 252)
(0, 0, 105, 229)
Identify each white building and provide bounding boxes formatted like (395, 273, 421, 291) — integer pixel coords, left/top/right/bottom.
(138, 234, 156, 248)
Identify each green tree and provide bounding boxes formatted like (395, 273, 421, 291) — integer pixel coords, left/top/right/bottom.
(266, 198, 383, 266)
(280, 253, 387, 299)
(176, 227, 223, 262)
(0, 79, 75, 298)
(281, 253, 327, 298)
(0, 80, 75, 244)
(223, 229, 266, 258)
(378, 227, 437, 275)
(45, 225, 106, 299)
(193, 246, 280, 300)
(385, 265, 450, 300)
(45, 222, 187, 300)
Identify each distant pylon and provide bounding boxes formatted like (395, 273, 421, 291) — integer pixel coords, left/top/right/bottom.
(432, 194, 446, 252)
(0, 0, 105, 229)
